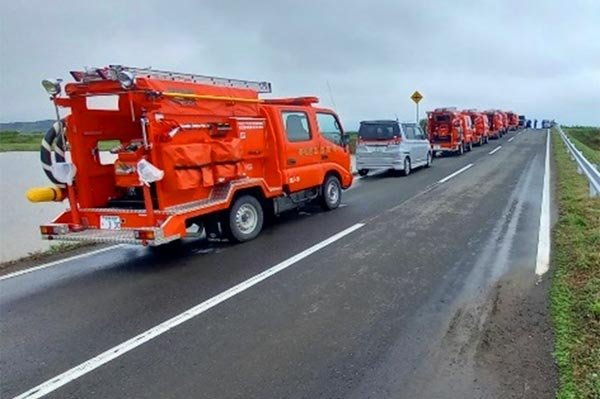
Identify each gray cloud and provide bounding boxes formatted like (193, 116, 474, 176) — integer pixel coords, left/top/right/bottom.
(1, 0, 599, 128)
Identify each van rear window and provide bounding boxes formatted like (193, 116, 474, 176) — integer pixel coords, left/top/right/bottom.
(358, 123, 399, 140)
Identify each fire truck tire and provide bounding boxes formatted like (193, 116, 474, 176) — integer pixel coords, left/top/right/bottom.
(321, 175, 342, 210)
(358, 169, 369, 177)
(458, 143, 465, 156)
(402, 157, 411, 176)
(227, 195, 264, 242)
(467, 142, 473, 151)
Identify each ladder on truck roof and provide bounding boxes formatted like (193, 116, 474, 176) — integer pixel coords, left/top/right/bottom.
(70, 65, 272, 93)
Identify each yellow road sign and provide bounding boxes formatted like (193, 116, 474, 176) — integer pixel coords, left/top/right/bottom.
(411, 91, 423, 104)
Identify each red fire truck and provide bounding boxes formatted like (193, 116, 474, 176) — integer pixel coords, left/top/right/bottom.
(28, 65, 353, 245)
(464, 110, 490, 145)
(427, 107, 475, 156)
(484, 110, 505, 139)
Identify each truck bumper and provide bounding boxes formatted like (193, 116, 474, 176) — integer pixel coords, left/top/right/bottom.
(40, 223, 180, 246)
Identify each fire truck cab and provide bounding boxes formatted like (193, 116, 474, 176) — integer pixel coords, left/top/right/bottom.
(427, 107, 475, 156)
(29, 66, 353, 246)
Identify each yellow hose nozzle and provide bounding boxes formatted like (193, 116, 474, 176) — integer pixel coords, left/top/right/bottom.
(26, 186, 65, 203)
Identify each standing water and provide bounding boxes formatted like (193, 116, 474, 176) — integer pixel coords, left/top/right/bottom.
(0, 151, 116, 263)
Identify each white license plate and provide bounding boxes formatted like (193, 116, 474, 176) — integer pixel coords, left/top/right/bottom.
(433, 145, 441, 150)
(100, 215, 122, 230)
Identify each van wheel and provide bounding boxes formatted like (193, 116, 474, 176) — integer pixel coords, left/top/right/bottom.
(227, 195, 263, 242)
(321, 175, 342, 210)
(358, 169, 369, 177)
(425, 152, 432, 168)
(402, 157, 411, 176)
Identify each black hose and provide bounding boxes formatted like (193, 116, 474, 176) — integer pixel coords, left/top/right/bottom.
(40, 120, 67, 186)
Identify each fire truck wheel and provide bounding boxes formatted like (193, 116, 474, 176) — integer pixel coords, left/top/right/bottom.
(467, 142, 473, 151)
(425, 152, 432, 168)
(402, 157, 411, 176)
(321, 175, 342, 210)
(458, 143, 465, 156)
(227, 195, 264, 242)
(358, 169, 369, 177)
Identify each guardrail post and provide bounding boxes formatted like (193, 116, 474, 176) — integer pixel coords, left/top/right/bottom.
(590, 182, 598, 198)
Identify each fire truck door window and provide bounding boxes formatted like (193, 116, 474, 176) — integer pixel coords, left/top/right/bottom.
(316, 113, 343, 146)
(283, 111, 311, 142)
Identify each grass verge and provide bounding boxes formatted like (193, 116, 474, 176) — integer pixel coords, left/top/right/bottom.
(563, 126, 600, 165)
(551, 128, 600, 399)
(0, 131, 119, 152)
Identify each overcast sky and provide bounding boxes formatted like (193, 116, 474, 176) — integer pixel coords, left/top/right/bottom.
(1, 0, 599, 128)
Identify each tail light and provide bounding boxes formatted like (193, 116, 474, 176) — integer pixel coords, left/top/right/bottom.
(134, 230, 156, 240)
(392, 135, 402, 145)
(40, 224, 69, 235)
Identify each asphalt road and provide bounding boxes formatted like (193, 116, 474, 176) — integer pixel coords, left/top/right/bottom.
(1, 129, 552, 399)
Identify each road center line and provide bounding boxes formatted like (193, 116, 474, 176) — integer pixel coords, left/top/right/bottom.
(535, 129, 551, 276)
(438, 163, 474, 184)
(13, 223, 365, 399)
(489, 146, 502, 155)
(508, 137, 515, 142)
(0, 245, 126, 282)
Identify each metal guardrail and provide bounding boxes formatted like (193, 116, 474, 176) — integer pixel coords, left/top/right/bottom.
(557, 126, 600, 197)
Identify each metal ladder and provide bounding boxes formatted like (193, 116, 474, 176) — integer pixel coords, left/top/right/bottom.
(110, 65, 272, 93)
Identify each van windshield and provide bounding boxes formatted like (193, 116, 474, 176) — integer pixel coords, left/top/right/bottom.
(358, 122, 399, 140)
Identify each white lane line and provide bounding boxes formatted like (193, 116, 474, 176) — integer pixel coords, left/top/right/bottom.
(508, 137, 515, 143)
(0, 245, 126, 282)
(13, 223, 365, 399)
(489, 146, 502, 155)
(535, 129, 551, 276)
(437, 163, 474, 184)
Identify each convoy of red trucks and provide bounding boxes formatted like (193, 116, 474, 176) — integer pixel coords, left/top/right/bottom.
(28, 65, 524, 246)
(426, 108, 476, 155)
(28, 65, 352, 246)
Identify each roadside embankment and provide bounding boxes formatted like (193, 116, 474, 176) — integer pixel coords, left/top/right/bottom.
(551, 128, 600, 399)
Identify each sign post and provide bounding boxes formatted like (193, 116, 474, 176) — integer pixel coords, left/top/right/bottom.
(411, 91, 423, 124)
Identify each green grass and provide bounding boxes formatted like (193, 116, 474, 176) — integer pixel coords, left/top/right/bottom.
(0, 131, 45, 151)
(563, 126, 600, 165)
(551, 128, 600, 399)
(0, 131, 119, 152)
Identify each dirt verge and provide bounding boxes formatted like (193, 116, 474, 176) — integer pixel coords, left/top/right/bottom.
(475, 271, 557, 398)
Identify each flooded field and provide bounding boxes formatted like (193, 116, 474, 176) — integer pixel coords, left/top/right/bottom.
(0, 151, 116, 263)
(0, 152, 67, 262)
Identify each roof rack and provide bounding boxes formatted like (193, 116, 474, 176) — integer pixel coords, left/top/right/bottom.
(69, 65, 272, 93)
